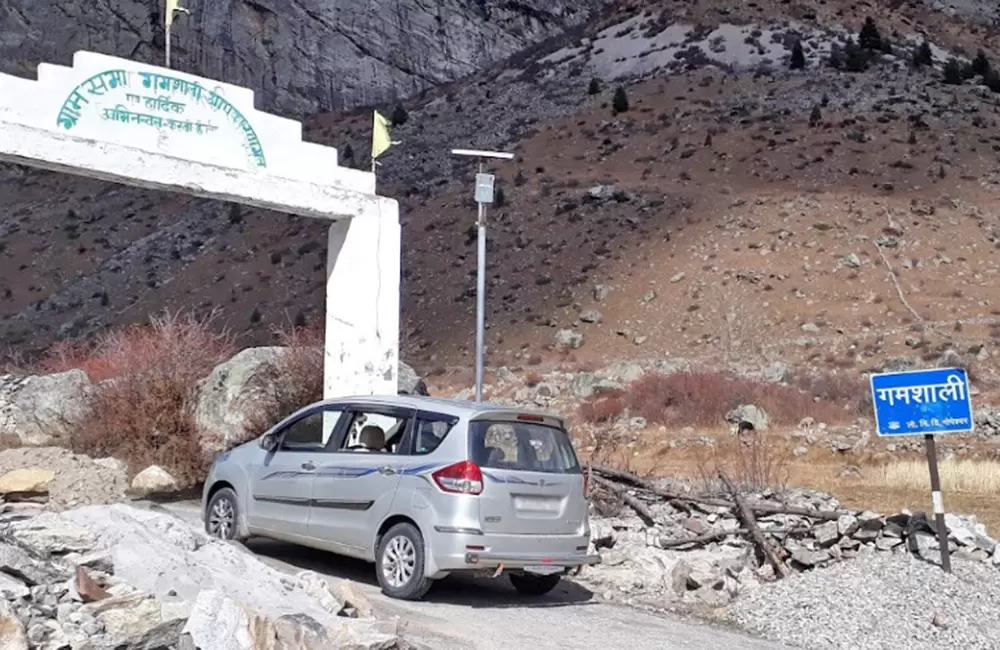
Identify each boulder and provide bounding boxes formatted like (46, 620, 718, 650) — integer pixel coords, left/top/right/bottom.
(0, 468, 54, 498)
(555, 329, 584, 349)
(194, 347, 287, 457)
(0, 371, 92, 446)
(130, 465, 180, 497)
(725, 404, 770, 431)
(397, 361, 428, 396)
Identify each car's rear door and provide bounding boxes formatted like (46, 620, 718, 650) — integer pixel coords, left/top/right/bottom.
(468, 413, 587, 536)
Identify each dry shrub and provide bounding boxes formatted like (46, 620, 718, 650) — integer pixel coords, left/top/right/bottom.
(579, 390, 626, 424)
(241, 324, 324, 438)
(625, 370, 862, 427)
(68, 309, 235, 486)
(696, 428, 791, 495)
(875, 459, 1000, 494)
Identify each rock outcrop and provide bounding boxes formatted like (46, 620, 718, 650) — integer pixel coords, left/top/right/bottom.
(2, 0, 606, 116)
(0, 372, 91, 447)
(0, 502, 411, 649)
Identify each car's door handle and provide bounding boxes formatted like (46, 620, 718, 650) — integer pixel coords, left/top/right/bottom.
(378, 466, 397, 476)
(301, 462, 316, 471)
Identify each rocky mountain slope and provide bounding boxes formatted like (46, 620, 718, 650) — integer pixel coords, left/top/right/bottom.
(3, 0, 1000, 377)
(0, 0, 606, 115)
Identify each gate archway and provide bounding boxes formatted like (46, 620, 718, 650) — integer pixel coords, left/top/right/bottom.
(0, 51, 401, 399)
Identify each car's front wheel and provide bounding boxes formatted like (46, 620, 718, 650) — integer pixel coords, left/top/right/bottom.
(509, 572, 562, 596)
(205, 487, 244, 541)
(375, 523, 433, 600)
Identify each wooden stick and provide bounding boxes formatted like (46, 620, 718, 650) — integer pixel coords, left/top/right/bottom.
(592, 475, 659, 527)
(719, 473, 791, 579)
(591, 465, 850, 521)
(658, 526, 812, 549)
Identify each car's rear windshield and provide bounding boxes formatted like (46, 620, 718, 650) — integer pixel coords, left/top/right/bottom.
(468, 420, 581, 474)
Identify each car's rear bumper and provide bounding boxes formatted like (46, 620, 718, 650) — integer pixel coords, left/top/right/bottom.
(426, 528, 600, 576)
(462, 549, 602, 568)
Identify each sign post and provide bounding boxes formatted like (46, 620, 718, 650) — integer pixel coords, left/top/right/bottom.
(869, 367, 974, 573)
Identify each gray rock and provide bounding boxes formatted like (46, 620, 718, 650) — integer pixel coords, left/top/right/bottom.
(181, 590, 275, 648)
(800, 322, 821, 333)
(813, 521, 840, 547)
(669, 560, 692, 596)
(790, 547, 830, 567)
(841, 253, 862, 268)
(555, 329, 584, 349)
(593, 285, 611, 302)
(579, 309, 603, 324)
(194, 346, 288, 457)
(725, 404, 770, 430)
(0, 542, 71, 586)
(759, 362, 788, 383)
(2, 0, 603, 117)
(0, 370, 92, 446)
(397, 361, 428, 396)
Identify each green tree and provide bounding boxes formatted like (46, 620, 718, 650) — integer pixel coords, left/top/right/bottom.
(972, 49, 991, 76)
(858, 17, 882, 51)
(984, 68, 1000, 93)
(942, 58, 965, 85)
(390, 104, 408, 127)
(588, 78, 601, 95)
(612, 86, 629, 114)
(912, 41, 933, 67)
(809, 105, 822, 127)
(342, 142, 354, 159)
(790, 41, 806, 70)
(843, 38, 871, 72)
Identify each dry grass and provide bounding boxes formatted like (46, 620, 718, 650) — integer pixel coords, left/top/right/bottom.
(241, 323, 325, 437)
(579, 370, 866, 427)
(873, 459, 1000, 494)
(53, 309, 235, 486)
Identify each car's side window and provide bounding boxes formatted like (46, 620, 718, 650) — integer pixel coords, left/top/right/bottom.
(278, 408, 344, 451)
(335, 409, 412, 454)
(405, 416, 458, 456)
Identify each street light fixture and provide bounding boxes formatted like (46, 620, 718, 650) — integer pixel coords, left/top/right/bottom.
(451, 148, 515, 402)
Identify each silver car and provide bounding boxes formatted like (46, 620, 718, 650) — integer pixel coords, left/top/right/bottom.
(201, 395, 601, 600)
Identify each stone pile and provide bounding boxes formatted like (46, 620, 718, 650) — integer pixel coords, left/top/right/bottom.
(584, 469, 1000, 610)
(0, 503, 415, 650)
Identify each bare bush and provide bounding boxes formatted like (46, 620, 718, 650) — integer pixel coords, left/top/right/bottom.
(66, 309, 235, 486)
(696, 426, 791, 495)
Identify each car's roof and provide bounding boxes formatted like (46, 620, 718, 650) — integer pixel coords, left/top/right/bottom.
(311, 394, 562, 420)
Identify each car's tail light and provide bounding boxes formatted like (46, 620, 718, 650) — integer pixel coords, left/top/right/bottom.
(432, 461, 483, 495)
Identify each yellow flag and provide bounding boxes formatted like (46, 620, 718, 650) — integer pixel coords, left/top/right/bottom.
(371, 110, 399, 161)
(165, 0, 190, 28)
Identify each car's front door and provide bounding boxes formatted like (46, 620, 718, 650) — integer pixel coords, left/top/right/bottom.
(247, 405, 346, 537)
(307, 404, 415, 553)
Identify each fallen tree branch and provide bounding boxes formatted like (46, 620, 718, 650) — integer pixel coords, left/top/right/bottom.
(658, 526, 813, 549)
(592, 475, 659, 527)
(719, 473, 792, 579)
(591, 465, 850, 521)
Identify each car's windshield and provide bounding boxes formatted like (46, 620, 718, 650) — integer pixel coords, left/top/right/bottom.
(468, 420, 581, 474)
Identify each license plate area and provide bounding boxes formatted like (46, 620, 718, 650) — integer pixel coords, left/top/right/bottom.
(513, 495, 560, 512)
(524, 564, 564, 576)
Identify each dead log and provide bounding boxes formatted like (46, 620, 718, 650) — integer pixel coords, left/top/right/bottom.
(719, 473, 792, 579)
(592, 465, 850, 521)
(591, 475, 659, 527)
(658, 526, 811, 549)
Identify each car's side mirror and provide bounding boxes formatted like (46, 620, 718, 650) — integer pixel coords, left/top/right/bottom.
(259, 433, 279, 452)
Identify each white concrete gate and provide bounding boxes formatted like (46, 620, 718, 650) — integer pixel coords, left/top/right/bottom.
(0, 51, 401, 399)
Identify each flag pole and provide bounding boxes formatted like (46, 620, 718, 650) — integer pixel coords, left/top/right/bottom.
(166, 24, 172, 68)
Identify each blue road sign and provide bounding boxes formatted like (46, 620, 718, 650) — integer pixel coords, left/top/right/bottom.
(869, 367, 974, 436)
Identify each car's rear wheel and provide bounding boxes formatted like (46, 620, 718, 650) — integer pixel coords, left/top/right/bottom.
(205, 487, 243, 541)
(376, 523, 433, 601)
(509, 572, 562, 596)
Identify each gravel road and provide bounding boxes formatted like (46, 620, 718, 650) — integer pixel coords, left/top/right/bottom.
(155, 501, 789, 650)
